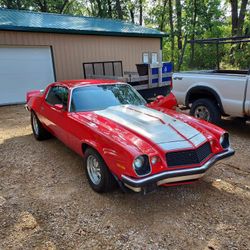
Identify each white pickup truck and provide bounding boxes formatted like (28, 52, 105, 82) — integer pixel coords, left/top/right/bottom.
(172, 69, 250, 124)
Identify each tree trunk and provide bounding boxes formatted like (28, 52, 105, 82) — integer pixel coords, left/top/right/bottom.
(130, 8, 135, 23)
(59, 0, 69, 14)
(115, 0, 123, 20)
(159, 0, 168, 31)
(237, 0, 248, 35)
(190, 0, 197, 67)
(139, 0, 143, 25)
(35, 0, 48, 12)
(17, 0, 21, 9)
(177, 35, 188, 71)
(230, 0, 248, 64)
(4, 0, 13, 8)
(107, 0, 112, 18)
(88, 0, 95, 15)
(168, 0, 174, 62)
(176, 0, 182, 69)
(96, 0, 103, 17)
(176, 0, 182, 50)
(231, 0, 238, 36)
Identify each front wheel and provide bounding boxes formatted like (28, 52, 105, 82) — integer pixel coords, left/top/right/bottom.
(190, 98, 221, 124)
(84, 148, 117, 193)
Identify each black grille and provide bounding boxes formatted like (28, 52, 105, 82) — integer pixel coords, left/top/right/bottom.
(166, 142, 212, 167)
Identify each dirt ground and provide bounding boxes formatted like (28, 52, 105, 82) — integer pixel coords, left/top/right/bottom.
(0, 105, 249, 250)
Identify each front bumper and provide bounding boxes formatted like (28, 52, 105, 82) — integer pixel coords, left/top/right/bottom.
(121, 147, 235, 193)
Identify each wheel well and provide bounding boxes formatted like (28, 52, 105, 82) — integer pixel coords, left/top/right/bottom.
(188, 91, 216, 104)
(81, 143, 112, 174)
(186, 87, 225, 115)
(82, 143, 101, 156)
(82, 143, 90, 154)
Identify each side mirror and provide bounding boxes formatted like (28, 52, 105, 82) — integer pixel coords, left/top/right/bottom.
(156, 95, 164, 101)
(54, 104, 64, 111)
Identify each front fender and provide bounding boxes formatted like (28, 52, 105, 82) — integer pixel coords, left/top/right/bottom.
(80, 131, 137, 180)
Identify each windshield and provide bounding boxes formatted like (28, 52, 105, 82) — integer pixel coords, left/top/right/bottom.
(70, 84, 146, 112)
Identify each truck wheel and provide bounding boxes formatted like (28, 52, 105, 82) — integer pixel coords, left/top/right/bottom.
(190, 98, 221, 124)
(31, 111, 51, 140)
(84, 148, 117, 193)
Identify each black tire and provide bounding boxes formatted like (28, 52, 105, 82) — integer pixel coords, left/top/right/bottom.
(31, 111, 51, 140)
(190, 98, 221, 124)
(232, 117, 247, 125)
(84, 148, 117, 193)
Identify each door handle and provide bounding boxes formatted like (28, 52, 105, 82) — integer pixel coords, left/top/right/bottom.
(173, 77, 183, 80)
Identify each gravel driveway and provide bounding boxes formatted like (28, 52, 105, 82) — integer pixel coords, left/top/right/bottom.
(0, 105, 249, 250)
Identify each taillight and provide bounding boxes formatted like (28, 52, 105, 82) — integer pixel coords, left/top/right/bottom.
(170, 79, 173, 89)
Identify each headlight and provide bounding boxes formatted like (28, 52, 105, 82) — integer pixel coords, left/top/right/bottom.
(133, 155, 151, 176)
(220, 133, 230, 149)
(133, 156, 144, 169)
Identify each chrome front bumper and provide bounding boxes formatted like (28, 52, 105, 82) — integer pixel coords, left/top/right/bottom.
(121, 148, 235, 193)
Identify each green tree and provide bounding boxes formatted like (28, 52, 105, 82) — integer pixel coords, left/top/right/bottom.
(1, 0, 249, 69)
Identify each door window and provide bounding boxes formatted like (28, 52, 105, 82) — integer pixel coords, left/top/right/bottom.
(46, 86, 68, 108)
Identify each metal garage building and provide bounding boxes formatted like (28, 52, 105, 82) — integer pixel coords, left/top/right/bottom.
(0, 8, 166, 105)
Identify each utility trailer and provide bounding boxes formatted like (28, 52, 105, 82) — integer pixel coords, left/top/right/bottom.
(82, 52, 173, 101)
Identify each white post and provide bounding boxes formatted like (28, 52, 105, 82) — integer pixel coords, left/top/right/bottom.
(158, 50, 163, 87)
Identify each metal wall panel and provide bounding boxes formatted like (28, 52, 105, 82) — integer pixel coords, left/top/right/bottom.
(0, 31, 160, 81)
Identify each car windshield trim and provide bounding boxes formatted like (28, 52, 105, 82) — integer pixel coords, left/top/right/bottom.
(68, 83, 146, 112)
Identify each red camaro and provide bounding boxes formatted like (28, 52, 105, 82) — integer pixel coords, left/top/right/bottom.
(26, 79, 234, 194)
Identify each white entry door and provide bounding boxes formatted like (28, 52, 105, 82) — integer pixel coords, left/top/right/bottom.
(0, 46, 55, 105)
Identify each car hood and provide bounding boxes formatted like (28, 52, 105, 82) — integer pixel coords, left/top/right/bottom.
(94, 105, 207, 151)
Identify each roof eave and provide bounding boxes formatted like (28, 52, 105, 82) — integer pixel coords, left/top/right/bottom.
(0, 25, 168, 38)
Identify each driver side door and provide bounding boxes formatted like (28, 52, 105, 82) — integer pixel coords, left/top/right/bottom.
(41, 85, 69, 144)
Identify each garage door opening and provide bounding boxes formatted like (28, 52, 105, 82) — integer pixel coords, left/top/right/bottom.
(0, 46, 55, 105)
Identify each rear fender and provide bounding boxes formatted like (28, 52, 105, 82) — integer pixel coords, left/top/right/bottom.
(26, 90, 42, 103)
(147, 92, 177, 110)
(26, 90, 44, 111)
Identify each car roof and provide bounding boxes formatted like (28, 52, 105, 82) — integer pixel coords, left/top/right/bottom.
(54, 79, 122, 89)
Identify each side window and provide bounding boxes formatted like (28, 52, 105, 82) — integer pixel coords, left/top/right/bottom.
(46, 86, 68, 108)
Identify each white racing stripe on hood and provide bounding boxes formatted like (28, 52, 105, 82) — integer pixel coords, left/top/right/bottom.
(95, 105, 206, 150)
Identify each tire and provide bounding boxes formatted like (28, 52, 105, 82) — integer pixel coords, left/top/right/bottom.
(84, 148, 117, 193)
(190, 98, 221, 124)
(232, 117, 247, 125)
(31, 111, 51, 140)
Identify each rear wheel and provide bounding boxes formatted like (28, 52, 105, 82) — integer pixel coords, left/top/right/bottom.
(31, 111, 51, 140)
(190, 98, 221, 124)
(84, 148, 117, 193)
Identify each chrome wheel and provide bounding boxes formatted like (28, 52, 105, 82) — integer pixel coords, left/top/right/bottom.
(32, 114, 39, 135)
(194, 105, 210, 121)
(87, 155, 101, 185)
